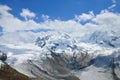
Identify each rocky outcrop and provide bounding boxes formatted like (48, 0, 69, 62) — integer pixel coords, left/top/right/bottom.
(0, 50, 7, 61)
(0, 61, 30, 80)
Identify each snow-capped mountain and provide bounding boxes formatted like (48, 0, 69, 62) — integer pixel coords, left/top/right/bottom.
(0, 30, 120, 80)
(84, 30, 120, 48)
(35, 32, 77, 54)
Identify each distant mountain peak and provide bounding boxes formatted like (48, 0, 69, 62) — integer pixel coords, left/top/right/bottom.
(87, 30, 120, 48)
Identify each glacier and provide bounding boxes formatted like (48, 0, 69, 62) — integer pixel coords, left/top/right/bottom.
(0, 30, 120, 80)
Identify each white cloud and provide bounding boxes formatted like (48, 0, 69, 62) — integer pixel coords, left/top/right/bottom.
(91, 10, 120, 34)
(0, 5, 120, 44)
(0, 5, 12, 17)
(92, 10, 120, 26)
(20, 8, 36, 20)
(0, 5, 40, 32)
(75, 11, 94, 22)
(41, 14, 50, 21)
(108, 4, 116, 9)
(108, 0, 117, 10)
(0, 5, 24, 32)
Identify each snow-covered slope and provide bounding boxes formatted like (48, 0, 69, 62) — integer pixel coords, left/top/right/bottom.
(35, 32, 77, 54)
(0, 30, 120, 80)
(83, 30, 120, 48)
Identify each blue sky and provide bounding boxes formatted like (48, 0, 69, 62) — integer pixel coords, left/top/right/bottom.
(0, 0, 120, 20)
(0, 0, 120, 36)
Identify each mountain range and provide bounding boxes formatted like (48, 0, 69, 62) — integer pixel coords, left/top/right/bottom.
(0, 30, 120, 80)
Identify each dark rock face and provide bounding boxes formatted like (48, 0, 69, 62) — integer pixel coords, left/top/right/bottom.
(0, 51, 7, 61)
(31, 54, 80, 80)
(35, 37, 46, 48)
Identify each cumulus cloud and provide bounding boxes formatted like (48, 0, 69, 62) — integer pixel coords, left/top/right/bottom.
(0, 5, 12, 17)
(0, 5, 40, 32)
(75, 11, 94, 22)
(41, 14, 50, 21)
(0, 5, 120, 44)
(92, 10, 120, 33)
(20, 8, 36, 20)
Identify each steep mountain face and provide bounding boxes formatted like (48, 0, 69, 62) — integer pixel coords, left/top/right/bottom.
(10, 32, 82, 80)
(33, 31, 120, 80)
(35, 32, 77, 53)
(88, 49, 120, 80)
(0, 30, 120, 80)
